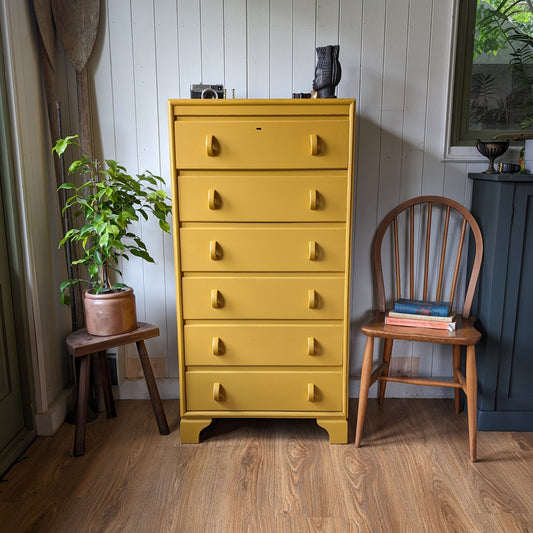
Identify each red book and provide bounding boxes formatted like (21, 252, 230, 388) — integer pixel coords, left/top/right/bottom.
(385, 314, 456, 331)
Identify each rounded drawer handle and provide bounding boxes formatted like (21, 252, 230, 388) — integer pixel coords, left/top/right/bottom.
(207, 188, 221, 210)
(307, 336, 316, 356)
(209, 240, 223, 261)
(307, 289, 317, 309)
(308, 241, 318, 261)
(211, 289, 223, 309)
(307, 383, 317, 402)
(212, 336, 224, 356)
(309, 189, 318, 210)
(213, 382, 224, 401)
(310, 133, 318, 156)
(205, 134, 216, 156)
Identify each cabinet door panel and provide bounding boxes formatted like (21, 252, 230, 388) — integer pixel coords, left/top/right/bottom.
(174, 117, 349, 169)
(182, 276, 345, 319)
(497, 184, 533, 410)
(177, 174, 348, 222)
(180, 226, 345, 272)
(184, 323, 344, 366)
(185, 370, 343, 411)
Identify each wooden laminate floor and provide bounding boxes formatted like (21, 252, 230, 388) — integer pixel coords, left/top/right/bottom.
(1, 399, 532, 533)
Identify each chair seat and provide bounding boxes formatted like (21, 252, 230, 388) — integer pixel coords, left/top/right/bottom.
(362, 312, 481, 345)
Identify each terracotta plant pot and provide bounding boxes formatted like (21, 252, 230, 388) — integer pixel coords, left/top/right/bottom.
(83, 287, 137, 336)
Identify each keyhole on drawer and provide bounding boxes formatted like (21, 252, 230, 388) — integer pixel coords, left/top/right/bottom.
(256, 127, 262, 130)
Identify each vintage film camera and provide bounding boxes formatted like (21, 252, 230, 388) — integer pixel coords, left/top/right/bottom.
(190, 84, 225, 99)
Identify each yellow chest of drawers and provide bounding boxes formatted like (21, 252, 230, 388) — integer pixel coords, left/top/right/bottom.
(168, 99, 355, 443)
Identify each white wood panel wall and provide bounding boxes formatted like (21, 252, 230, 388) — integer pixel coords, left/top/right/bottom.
(71, 0, 489, 398)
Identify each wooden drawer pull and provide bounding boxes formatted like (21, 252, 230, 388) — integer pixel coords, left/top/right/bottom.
(308, 240, 318, 261)
(213, 382, 224, 401)
(205, 134, 216, 156)
(307, 337, 316, 356)
(207, 188, 221, 210)
(211, 289, 223, 309)
(310, 133, 318, 156)
(307, 289, 317, 309)
(211, 336, 224, 356)
(307, 383, 317, 402)
(309, 188, 318, 210)
(209, 240, 223, 261)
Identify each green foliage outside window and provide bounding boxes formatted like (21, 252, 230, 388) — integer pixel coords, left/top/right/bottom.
(452, 0, 533, 144)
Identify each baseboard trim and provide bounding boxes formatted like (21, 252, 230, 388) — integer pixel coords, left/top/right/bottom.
(115, 378, 180, 400)
(33, 388, 73, 436)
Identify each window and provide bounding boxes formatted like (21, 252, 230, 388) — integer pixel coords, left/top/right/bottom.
(452, 0, 533, 146)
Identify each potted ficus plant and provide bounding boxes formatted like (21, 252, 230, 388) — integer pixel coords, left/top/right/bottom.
(53, 135, 172, 336)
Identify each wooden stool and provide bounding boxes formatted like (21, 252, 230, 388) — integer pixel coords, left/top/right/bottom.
(66, 322, 170, 456)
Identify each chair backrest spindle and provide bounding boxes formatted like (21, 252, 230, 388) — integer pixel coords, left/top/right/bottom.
(423, 203, 432, 300)
(436, 206, 451, 301)
(373, 196, 483, 317)
(409, 206, 414, 300)
(393, 217, 401, 300)
(449, 218, 467, 307)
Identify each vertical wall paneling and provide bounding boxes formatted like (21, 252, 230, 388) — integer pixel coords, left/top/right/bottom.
(402, 0, 435, 377)
(292, 0, 316, 93)
(90, 4, 115, 158)
(350, 0, 386, 374)
(337, 0, 362, 100)
(177, 0, 202, 98)
(36, 0, 470, 399)
(377, 0, 409, 221)
(423, 0, 451, 198)
(106, 0, 144, 335)
(224, 0, 247, 98)
(270, 0, 293, 98)
(247, 0, 270, 98)
(131, 0, 167, 359)
(200, 0, 225, 85)
(155, 0, 180, 377)
(316, 0, 339, 47)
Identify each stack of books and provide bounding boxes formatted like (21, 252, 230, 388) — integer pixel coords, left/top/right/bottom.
(385, 298, 456, 331)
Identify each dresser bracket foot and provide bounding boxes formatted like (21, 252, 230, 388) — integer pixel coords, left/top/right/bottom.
(316, 418, 348, 444)
(180, 418, 213, 443)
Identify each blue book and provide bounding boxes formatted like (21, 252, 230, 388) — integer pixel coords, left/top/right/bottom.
(393, 299, 451, 317)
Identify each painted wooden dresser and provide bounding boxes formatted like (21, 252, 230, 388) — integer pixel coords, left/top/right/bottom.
(168, 99, 355, 443)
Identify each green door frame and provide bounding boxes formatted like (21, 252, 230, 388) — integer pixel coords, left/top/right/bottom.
(0, 23, 36, 477)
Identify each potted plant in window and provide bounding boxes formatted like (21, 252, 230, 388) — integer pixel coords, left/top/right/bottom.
(53, 135, 172, 336)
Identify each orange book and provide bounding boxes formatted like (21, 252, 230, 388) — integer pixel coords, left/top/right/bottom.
(385, 314, 456, 331)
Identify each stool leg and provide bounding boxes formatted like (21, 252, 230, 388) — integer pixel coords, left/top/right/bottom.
(74, 354, 90, 456)
(136, 340, 170, 435)
(97, 350, 117, 418)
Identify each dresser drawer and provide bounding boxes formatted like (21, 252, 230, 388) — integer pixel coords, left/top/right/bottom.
(182, 276, 345, 319)
(173, 117, 349, 169)
(185, 369, 343, 412)
(180, 226, 345, 272)
(177, 174, 348, 222)
(184, 323, 344, 366)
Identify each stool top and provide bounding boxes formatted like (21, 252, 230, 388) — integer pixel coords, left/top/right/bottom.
(66, 322, 160, 357)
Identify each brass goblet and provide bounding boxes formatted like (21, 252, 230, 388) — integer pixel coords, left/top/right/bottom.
(475, 139, 509, 174)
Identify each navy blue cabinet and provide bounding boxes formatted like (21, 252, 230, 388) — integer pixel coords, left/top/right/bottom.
(469, 173, 533, 430)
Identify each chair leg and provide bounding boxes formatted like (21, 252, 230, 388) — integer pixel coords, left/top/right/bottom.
(355, 336, 374, 447)
(466, 345, 478, 462)
(136, 340, 170, 435)
(453, 345, 461, 414)
(97, 350, 117, 418)
(378, 338, 393, 405)
(74, 354, 90, 457)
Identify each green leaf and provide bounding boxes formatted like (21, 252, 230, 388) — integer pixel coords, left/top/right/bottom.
(52, 135, 79, 156)
(130, 249, 154, 262)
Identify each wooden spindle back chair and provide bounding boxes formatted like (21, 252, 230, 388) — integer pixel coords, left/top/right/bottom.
(355, 196, 483, 462)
